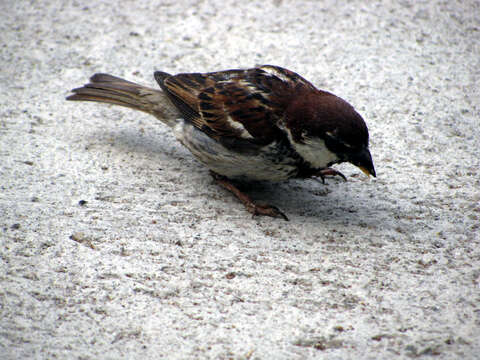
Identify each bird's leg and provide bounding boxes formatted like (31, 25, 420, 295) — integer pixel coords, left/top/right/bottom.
(210, 172, 289, 221)
(314, 168, 347, 184)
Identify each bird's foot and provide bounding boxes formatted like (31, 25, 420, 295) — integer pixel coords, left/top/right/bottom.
(246, 202, 289, 221)
(314, 168, 347, 184)
(211, 172, 289, 221)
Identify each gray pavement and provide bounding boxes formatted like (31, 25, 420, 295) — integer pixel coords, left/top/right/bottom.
(1, 0, 479, 358)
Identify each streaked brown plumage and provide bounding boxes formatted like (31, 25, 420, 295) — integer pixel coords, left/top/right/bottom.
(67, 65, 375, 220)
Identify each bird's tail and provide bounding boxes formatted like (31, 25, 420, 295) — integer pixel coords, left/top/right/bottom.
(66, 73, 179, 127)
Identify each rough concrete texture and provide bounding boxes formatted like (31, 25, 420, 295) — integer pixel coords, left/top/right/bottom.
(1, 0, 479, 359)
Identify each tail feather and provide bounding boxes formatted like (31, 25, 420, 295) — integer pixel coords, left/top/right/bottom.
(66, 73, 179, 126)
(67, 87, 138, 107)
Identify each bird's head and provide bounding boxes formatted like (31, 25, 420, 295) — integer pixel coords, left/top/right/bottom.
(285, 90, 376, 177)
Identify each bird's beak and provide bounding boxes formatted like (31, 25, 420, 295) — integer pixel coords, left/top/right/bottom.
(359, 166, 373, 178)
(352, 148, 376, 178)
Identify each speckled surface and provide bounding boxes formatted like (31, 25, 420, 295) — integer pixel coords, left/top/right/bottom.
(1, 0, 479, 359)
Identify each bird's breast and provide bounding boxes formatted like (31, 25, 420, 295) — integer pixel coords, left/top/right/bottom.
(173, 121, 301, 181)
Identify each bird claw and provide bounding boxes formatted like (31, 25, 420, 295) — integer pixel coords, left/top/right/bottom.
(248, 202, 289, 221)
(314, 168, 347, 184)
(211, 171, 289, 221)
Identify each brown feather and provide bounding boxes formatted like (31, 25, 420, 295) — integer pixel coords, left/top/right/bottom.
(155, 66, 317, 145)
(66, 73, 178, 122)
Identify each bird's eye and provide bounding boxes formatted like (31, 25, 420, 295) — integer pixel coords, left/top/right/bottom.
(324, 131, 356, 156)
(324, 135, 348, 154)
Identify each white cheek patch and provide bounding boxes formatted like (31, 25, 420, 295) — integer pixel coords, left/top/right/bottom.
(294, 138, 338, 169)
(282, 125, 338, 169)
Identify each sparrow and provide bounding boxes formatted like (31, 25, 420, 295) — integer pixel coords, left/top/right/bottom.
(67, 65, 375, 220)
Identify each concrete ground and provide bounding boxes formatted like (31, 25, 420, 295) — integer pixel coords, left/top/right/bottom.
(1, 0, 479, 359)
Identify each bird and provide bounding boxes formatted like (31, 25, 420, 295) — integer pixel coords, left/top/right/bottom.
(67, 65, 375, 220)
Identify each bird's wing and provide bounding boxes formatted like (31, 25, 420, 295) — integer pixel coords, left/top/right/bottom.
(154, 65, 316, 146)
